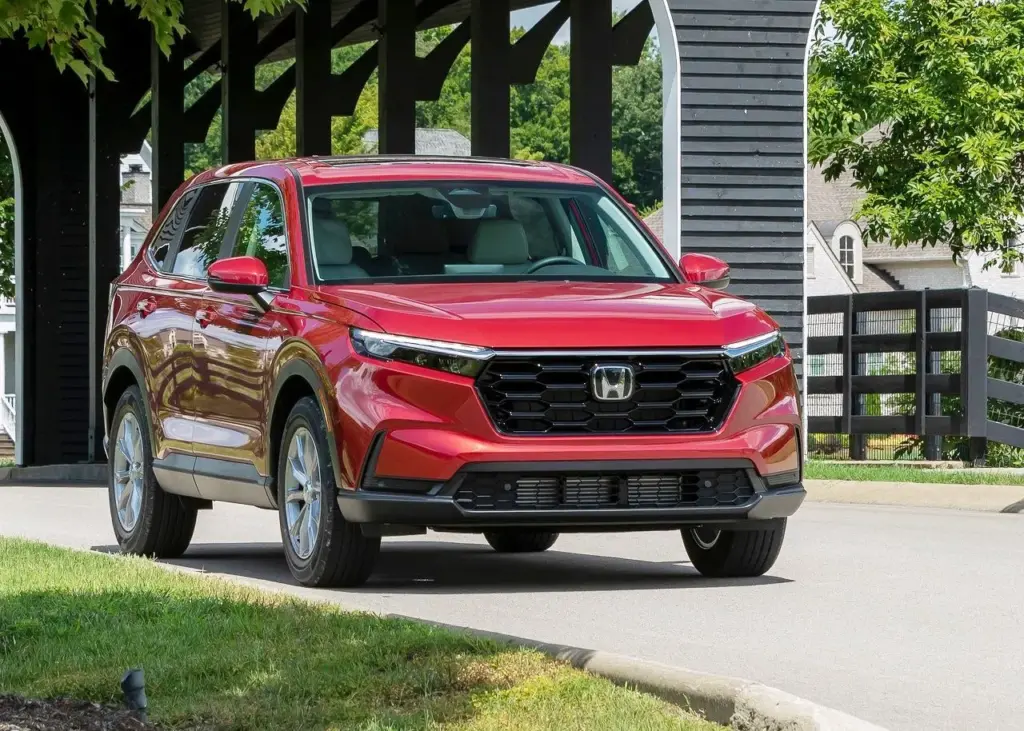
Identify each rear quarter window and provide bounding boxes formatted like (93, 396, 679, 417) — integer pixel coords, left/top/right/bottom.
(149, 189, 198, 272)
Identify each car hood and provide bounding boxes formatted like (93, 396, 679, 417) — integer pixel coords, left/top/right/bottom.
(315, 281, 778, 349)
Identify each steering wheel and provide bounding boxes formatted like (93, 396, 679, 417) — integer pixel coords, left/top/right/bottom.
(525, 256, 587, 274)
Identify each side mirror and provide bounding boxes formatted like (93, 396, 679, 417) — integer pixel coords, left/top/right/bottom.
(680, 252, 730, 290)
(208, 256, 269, 295)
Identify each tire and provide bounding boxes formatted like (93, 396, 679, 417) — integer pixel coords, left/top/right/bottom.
(277, 396, 380, 588)
(681, 520, 786, 578)
(108, 385, 197, 558)
(484, 530, 559, 553)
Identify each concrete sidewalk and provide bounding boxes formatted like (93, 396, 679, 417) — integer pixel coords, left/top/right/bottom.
(805, 479, 1024, 513)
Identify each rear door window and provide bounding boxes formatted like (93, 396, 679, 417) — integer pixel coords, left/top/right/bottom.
(171, 182, 244, 279)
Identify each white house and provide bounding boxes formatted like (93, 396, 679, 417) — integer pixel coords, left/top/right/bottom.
(805, 129, 1024, 299)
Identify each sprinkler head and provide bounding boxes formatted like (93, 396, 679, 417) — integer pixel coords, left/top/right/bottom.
(120, 668, 148, 721)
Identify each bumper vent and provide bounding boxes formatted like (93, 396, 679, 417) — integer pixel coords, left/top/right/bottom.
(454, 469, 756, 511)
(476, 353, 738, 435)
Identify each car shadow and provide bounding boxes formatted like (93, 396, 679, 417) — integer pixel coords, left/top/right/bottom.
(93, 539, 792, 594)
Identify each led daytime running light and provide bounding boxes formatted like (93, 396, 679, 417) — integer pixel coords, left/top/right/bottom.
(351, 329, 493, 377)
(724, 331, 784, 373)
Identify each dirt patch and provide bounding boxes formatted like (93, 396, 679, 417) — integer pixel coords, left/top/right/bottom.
(0, 695, 152, 731)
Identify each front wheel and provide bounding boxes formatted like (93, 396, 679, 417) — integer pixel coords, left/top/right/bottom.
(484, 530, 559, 553)
(277, 397, 380, 587)
(681, 520, 786, 578)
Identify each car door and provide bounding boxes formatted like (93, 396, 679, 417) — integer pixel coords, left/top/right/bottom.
(132, 187, 202, 469)
(147, 181, 247, 488)
(191, 181, 289, 505)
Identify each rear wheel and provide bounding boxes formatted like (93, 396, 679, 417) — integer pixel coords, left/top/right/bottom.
(108, 385, 197, 558)
(484, 530, 559, 553)
(277, 397, 380, 587)
(681, 521, 786, 578)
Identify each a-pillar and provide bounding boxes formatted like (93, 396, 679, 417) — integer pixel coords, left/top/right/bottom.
(378, 0, 417, 154)
(296, 0, 334, 156)
(569, 0, 613, 183)
(222, 2, 258, 162)
(151, 37, 185, 216)
(471, 0, 510, 157)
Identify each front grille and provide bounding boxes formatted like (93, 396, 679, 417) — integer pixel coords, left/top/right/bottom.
(454, 469, 756, 511)
(476, 353, 737, 435)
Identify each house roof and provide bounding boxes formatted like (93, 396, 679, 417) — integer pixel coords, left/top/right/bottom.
(361, 128, 471, 157)
(643, 206, 664, 241)
(862, 241, 956, 263)
(808, 126, 957, 264)
(860, 263, 900, 292)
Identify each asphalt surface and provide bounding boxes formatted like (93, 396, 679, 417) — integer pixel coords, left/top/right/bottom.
(2, 486, 1022, 731)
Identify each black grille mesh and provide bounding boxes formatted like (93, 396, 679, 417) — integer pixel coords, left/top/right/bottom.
(476, 354, 737, 435)
(454, 469, 756, 511)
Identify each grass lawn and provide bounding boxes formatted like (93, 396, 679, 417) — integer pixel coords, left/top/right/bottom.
(0, 538, 723, 731)
(805, 461, 1024, 486)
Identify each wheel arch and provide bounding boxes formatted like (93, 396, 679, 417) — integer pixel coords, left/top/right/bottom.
(102, 348, 151, 455)
(268, 355, 345, 502)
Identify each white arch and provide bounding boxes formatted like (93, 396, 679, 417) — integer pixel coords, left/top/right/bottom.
(648, 0, 681, 261)
(802, 0, 824, 461)
(0, 110, 23, 465)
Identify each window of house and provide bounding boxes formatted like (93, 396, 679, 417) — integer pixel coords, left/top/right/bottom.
(839, 235, 855, 279)
(806, 246, 815, 277)
(230, 182, 290, 289)
(173, 182, 244, 279)
(1001, 257, 1022, 278)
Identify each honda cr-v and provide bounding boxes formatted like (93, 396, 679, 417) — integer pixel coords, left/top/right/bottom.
(102, 156, 804, 587)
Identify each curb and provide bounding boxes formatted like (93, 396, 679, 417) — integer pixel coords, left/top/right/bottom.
(0, 463, 105, 486)
(14, 540, 888, 731)
(407, 620, 889, 731)
(804, 479, 1024, 514)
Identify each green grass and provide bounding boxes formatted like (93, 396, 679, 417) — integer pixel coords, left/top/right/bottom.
(0, 538, 722, 731)
(805, 461, 1024, 486)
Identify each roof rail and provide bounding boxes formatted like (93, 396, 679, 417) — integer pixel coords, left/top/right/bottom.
(309, 154, 542, 168)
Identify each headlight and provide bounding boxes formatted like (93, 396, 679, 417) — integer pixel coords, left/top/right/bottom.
(350, 329, 493, 377)
(724, 331, 785, 373)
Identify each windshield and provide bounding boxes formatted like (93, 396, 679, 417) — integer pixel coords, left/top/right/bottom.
(304, 182, 675, 283)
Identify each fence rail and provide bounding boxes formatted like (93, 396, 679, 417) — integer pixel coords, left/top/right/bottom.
(806, 287, 1024, 463)
(0, 393, 15, 442)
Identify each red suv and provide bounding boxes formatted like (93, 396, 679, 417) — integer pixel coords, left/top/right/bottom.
(102, 156, 803, 587)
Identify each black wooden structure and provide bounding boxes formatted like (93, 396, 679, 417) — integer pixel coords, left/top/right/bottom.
(807, 288, 1024, 464)
(0, 0, 819, 466)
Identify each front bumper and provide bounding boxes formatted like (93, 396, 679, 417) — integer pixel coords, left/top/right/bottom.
(337, 458, 805, 530)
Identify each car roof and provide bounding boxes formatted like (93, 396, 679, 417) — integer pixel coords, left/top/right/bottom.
(201, 155, 600, 188)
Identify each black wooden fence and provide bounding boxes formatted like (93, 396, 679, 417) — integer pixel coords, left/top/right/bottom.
(806, 288, 1024, 464)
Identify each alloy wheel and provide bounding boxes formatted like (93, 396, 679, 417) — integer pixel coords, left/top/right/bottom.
(112, 412, 145, 532)
(284, 426, 323, 560)
(690, 526, 721, 550)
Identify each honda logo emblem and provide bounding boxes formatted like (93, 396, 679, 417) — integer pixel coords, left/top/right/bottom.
(590, 365, 635, 401)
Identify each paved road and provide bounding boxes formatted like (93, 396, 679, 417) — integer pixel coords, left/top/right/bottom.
(2, 487, 1022, 731)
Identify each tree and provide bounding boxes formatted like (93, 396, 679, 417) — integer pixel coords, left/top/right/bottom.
(611, 39, 662, 210)
(809, 0, 1024, 268)
(0, 0, 302, 82)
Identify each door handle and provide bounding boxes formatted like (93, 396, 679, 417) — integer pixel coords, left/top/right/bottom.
(136, 297, 156, 317)
(195, 309, 213, 328)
